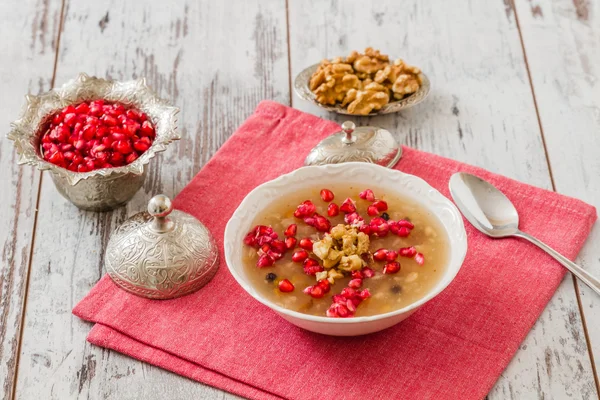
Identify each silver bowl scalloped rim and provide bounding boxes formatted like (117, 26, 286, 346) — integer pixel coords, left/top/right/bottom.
(293, 62, 431, 116)
(6, 73, 180, 185)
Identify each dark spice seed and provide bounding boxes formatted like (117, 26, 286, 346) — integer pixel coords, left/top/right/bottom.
(265, 272, 277, 282)
(381, 212, 390, 221)
(390, 284, 402, 294)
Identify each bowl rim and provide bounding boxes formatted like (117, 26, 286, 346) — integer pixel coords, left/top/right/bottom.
(224, 162, 467, 324)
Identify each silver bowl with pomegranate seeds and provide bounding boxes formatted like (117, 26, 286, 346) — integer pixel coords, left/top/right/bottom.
(7, 73, 179, 211)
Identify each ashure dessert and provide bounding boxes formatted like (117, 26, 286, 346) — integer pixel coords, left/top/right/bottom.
(242, 185, 449, 318)
(309, 48, 423, 115)
(40, 100, 155, 172)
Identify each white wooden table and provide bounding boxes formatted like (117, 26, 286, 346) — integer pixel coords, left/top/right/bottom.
(1, 0, 599, 398)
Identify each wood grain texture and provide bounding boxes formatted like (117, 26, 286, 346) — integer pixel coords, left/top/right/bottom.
(13, 0, 287, 398)
(0, 0, 62, 398)
(514, 0, 600, 390)
(288, 0, 598, 399)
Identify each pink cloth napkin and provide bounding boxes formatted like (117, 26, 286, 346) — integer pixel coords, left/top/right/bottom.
(74, 101, 596, 400)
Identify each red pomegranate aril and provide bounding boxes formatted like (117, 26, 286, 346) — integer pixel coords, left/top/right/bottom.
(359, 289, 371, 299)
(361, 267, 375, 278)
(313, 214, 331, 232)
(244, 232, 257, 247)
(370, 217, 389, 237)
(359, 189, 375, 202)
(414, 252, 425, 265)
(358, 224, 372, 235)
(48, 151, 64, 165)
(351, 270, 364, 279)
(63, 113, 77, 127)
(319, 189, 335, 202)
(303, 216, 316, 226)
(340, 287, 357, 299)
(399, 246, 417, 257)
(348, 278, 362, 288)
(383, 261, 401, 274)
(339, 197, 356, 213)
(278, 279, 295, 292)
(397, 219, 414, 229)
(51, 113, 63, 125)
(372, 200, 388, 211)
(101, 115, 118, 127)
(133, 140, 150, 152)
(317, 279, 330, 293)
(85, 159, 95, 171)
(114, 140, 133, 154)
(63, 151, 75, 161)
(126, 153, 138, 164)
(310, 285, 324, 298)
(126, 109, 140, 121)
(257, 254, 274, 268)
(396, 226, 411, 237)
(385, 250, 398, 261)
(111, 132, 127, 142)
(327, 203, 339, 217)
(285, 236, 297, 250)
(373, 248, 388, 261)
(110, 152, 124, 165)
(284, 224, 297, 237)
(303, 258, 323, 275)
(75, 102, 90, 114)
(267, 250, 283, 261)
(140, 120, 155, 137)
(291, 249, 309, 263)
(367, 205, 379, 216)
(299, 238, 313, 251)
(270, 240, 286, 253)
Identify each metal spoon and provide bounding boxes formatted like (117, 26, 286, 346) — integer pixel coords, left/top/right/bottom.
(449, 172, 600, 296)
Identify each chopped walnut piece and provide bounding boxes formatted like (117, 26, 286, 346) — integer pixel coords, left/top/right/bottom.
(347, 88, 390, 115)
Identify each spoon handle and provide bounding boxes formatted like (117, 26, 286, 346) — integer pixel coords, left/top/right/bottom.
(515, 230, 600, 296)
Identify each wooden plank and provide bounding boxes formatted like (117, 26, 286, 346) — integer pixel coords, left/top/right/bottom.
(13, 0, 288, 398)
(514, 0, 600, 390)
(0, 0, 62, 398)
(287, 0, 598, 398)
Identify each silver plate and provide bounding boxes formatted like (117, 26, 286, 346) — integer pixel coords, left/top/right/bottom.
(293, 62, 431, 116)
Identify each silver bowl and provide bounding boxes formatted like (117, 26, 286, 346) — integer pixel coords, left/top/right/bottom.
(7, 74, 180, 211)
(293, 62, 430, 116)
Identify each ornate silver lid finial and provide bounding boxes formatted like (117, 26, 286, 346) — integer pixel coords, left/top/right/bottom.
(148, 194, 174, 233)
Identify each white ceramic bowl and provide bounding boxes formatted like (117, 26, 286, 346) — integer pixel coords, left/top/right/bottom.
(224, 163, 467, 336)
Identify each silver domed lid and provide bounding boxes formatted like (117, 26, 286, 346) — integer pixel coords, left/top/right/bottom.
(105, 194, 219, 299)
(304, 121, 402, 168)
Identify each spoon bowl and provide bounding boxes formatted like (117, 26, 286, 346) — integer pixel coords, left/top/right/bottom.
(449, 173, 519, 238)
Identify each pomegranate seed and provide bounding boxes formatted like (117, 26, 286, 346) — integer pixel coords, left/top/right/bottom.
(140, 120, 155, 137)
(317, 279, 331, 293)
(267, 250, 283, 261)
(385, 250, 398, 261)
(303, 216, 316, 226)
(397, 219, 415, 229)
(327, 203, 339, 217)
(285, 237, 297, 249)
(257, 254, 274, 268)
(348, 278, 362, 288)
(332, 294, 346, 304)
(351, 270, 364, 279)
(319, 189, 334, 202)
(304, 285, 325, 299)
(358, 224, 372, 235)
(260, 244, 271, 254)
(359, 289, 371, 299)
(75, 102, 90, 114)
(359, 189, 375, 202)
(291, 249, 309, 263)
(303, 258, 323, 275)
(126, 153, 138, 164)
(114, 140, 133, 154)
(284, 224, 297, 237)
(299, 238, 313, 251)
(271, 240, 286, 253)
(373, 248, 388, 261)
(341, 287, 357, 299)
(372, 200, 388, 211)
(339, 198, 356, 213)
(278, 279, 295, 292)
(361, 267, 375, 278)
(383, 261, 401, 274)
(133, 139, 150, 152)
(414, 253, 425, 265)
(367, 205, 379, 216)
(313, 214, 331, 232)
(396, 227, 411, 237)
(370, 217, 389, 237)
(399, 246, 417, 257)
(48, 151, 65, 166)
(244, 232, 257, 247)
(63, 113, 77, 126)
(294, 200, 316, 218)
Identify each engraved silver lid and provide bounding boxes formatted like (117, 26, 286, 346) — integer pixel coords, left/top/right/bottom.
(105, 194, 219, 299)
(304, 121, 401, 168)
